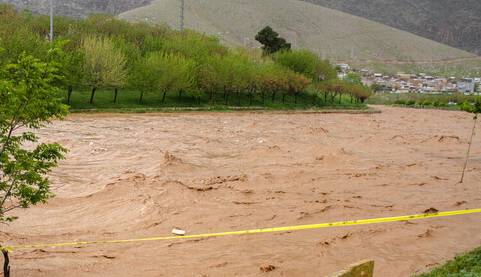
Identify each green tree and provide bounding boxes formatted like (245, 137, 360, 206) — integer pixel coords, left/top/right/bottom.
(128, 54, 160, 104)
(196, 55, 224, 104)
(371, 83, 383, 93)
(81, 35, 128, 104)
(216, 53, 251, 105)
(46, 39, 85, 105)
(0, 52, 68, 223)
(161, 31, 228, 61)
(273, 50, 336, 82)
(131, 52, 195, 104)
(256, 63, 291, 104)
(255, 26, 291, 55)
(349, 83, 372, 103)
(286, 71, 310, 104)
(156, 52, 196, 104)
(344, 72, 362, 85)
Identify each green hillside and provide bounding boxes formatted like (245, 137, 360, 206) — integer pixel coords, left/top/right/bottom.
(119, 0, 481, 72)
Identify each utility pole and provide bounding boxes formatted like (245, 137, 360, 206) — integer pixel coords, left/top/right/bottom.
(49, 0, 54, 42)
(180, 0, 185, 31)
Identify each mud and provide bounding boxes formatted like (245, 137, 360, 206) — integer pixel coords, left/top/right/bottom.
(1, 106, 480, 276)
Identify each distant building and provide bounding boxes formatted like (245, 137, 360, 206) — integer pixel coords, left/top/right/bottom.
(360, 69, 370, 76)
(458, 78, 475, 94)
(336, 63, 350, 73)
(396, 73, 411, 80)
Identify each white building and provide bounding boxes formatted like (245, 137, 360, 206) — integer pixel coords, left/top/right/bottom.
(458, 78, 475, 94)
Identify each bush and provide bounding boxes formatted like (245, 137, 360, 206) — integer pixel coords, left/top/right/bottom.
(406, 100, 416, 106)
(422, 100, 432, 106)
(273, 49, 336, 82)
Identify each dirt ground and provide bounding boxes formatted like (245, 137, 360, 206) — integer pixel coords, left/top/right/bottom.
(1, 106, 480, 277)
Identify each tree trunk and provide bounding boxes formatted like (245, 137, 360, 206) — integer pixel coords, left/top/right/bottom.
(178, 90, 182, 100)
(324, 91, 328, 103)
(162, 91, 167, 103)
(262, 92, 266, 105)
(89, 87, 96, 104)
(113, 88, 118, 103)
(339, 92, 342, 104)
(67, 86, 73, 104)
(2, 249, 10, 277)
(271, 91, 276, 102)
(249, 87, 255, 105)
(282, 93, 286, 103)
(139, 90, 144, 104)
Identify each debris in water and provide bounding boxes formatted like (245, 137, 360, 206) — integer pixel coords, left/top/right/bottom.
(423, 207, 439, 214)
(172, 228, 186, 236)
(260, 265, 276, 272)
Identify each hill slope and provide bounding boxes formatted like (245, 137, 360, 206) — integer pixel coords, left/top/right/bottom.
(119, 0, 477, 64)
(0, 0, 152, 18)
(3, 0, 481, 57)
(303, 0, 481, 55)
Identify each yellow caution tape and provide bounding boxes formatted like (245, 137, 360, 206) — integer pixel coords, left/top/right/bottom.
(3, 208, 481, 252)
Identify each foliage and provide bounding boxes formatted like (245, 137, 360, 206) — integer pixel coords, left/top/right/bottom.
(0, 52, 68, 222)
(160, 31, 228, 60)
(130, 51, 196, 103)
(273, 50, 336, 82)
(319, 80, 372, 104)
(344, 72, 362, 85)
(367, 92, 480, 110)
(255, 26, 291, 55)
(0, 7, 370, 109)
(460, 98, 481, 115)
(416, 246, 481, 277)
(82, 35, 128, 89)
(153, 52, 196, 102)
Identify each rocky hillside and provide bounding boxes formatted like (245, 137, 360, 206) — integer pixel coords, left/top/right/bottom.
(0, 0, 152, 18)
(303, 0, 481, 55)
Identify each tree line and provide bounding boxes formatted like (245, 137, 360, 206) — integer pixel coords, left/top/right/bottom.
(0, 4, 372, 107)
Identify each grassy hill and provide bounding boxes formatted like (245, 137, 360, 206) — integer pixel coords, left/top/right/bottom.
(303, 0, 481, 56)
(119, 0, 481, 73)
(0, 0, 152, 18)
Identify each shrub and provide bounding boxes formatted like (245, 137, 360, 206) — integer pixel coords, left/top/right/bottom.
(422, 100, 432, 106)
(273, 49, 336, 82)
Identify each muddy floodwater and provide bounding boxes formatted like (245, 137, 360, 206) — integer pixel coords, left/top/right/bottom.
(1, 106, 481, 276)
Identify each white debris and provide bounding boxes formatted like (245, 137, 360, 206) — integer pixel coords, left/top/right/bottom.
(171, 228, 186, 236)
